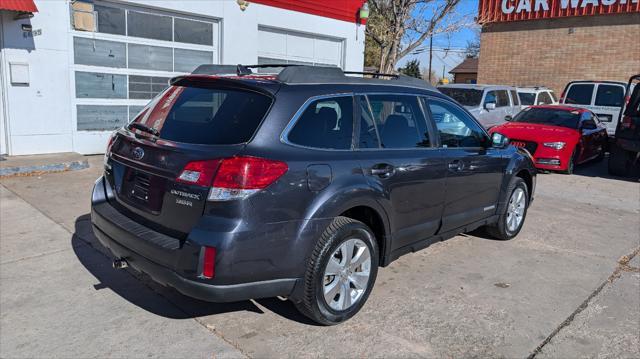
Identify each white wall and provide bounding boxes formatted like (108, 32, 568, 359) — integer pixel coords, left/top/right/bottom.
(1, 1, 73, 155)
(0, 0, 365, 155)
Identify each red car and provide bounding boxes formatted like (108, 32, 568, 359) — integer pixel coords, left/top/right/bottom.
(489, 105, 608, 174)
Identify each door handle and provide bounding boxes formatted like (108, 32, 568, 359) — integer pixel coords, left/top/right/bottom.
(370, 164, 395, 178)
(448, 160, 463, 171)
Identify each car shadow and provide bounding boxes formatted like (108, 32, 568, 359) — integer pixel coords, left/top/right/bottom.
(571, 155, 639, 182)
(72, 214, 318, 325)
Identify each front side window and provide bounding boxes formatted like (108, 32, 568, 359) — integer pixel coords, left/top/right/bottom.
(595, 85, 624, 107)
(496, 90, 510, 107)
(565, 84, 594, 105)
(288, 96, 354, 150)
(367, 95, 430, 149)
(484, 91, 497, 106)
(426, 99, 486, 148)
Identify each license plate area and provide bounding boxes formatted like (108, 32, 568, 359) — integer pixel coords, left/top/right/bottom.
(120, 168, 167, 213)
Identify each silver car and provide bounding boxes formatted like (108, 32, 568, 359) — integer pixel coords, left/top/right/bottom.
(438, 84, 521, 129)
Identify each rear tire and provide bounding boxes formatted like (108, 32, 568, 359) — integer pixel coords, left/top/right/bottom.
(294, 216, 379, 325)
(486, 177, 529, 241)
(608, 145, 631, 176)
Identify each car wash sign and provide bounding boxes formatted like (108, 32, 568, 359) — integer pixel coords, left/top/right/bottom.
(479, 0, 639, 23)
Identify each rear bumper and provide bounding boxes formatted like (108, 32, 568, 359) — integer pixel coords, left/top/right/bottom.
(92, 224, 297, 302)
(90, 176, 303, 302)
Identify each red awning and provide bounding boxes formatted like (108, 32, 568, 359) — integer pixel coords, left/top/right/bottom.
(0, 0, 38, 13)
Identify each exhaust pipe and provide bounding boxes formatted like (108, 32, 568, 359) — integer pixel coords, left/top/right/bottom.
(112, 257, 129, 269)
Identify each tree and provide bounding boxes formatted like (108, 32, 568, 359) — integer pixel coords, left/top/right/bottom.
(399, 59, 422, 78)
(364, 0, 469, 74)
(464, 27, 481, 58)
(421, 66, 440, 85)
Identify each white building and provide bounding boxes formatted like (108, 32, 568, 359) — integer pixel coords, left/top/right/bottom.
(0, 0, 367, 155)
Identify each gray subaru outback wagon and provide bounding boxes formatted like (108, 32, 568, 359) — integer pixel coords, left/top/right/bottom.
(91, 64, 536, 325)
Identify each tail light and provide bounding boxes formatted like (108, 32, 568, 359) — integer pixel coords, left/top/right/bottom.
(559, 90, 565, 103)
(620, 115, 634, 129)
(176, 159, 221, 187)
(176, 156, 288, 201)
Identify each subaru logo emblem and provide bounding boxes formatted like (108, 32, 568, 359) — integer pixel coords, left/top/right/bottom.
(132, 147, 144, 160)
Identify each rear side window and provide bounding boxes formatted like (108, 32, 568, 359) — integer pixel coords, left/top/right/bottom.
(518, 92, 535, 106)
(496, 90, 510, 107)
(510, 90, 520, 106)
(287, 96, 354, 150)
(132, 85, 272, 145)
(366, 94, 430, 149)
(565, 84, 594, 105)
(537, 91, 553, 105)
(595, 85, 624, 107)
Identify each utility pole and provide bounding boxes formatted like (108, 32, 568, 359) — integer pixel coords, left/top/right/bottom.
(428, 31, 433, 83)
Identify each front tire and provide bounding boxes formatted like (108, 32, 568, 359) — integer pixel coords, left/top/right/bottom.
(486, 177, 529, 240)
(562, 148, 578, 174)
(294, 216, 379, 325)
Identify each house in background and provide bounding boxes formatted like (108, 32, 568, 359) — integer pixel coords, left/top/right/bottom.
(449, 57, 478, 84)
(0, 0, 367, 155)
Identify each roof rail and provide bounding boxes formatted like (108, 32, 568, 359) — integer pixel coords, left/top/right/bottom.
(276, 65, 435, 90)
(190, 64, 435, 90)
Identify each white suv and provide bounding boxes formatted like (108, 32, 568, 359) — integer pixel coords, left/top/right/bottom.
(560, 80, 635, 136)
(438, 84, 521, 129)
(517, 87, 558, 108)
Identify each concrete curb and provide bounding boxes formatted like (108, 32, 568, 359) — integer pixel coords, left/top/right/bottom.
(0, 159, 89, 177)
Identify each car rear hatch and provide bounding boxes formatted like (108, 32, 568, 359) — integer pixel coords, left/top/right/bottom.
(103, 77, 276, 241)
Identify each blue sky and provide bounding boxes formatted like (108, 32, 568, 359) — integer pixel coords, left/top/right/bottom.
(397, 0, 479, 79)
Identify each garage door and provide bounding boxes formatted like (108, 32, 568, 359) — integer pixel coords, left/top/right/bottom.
(257, 27, 344, 68)
(70, 1, 219, 154)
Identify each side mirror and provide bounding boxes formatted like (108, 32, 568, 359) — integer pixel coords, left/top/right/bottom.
(491, 132, 509, 148)
(485, 102, 496, 111)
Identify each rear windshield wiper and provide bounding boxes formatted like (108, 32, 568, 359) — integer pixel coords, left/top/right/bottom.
(128, 122, 160, 137)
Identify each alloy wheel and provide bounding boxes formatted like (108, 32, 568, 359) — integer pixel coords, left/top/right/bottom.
(322, 238, 371, 311)
(506, 187, 526, 232)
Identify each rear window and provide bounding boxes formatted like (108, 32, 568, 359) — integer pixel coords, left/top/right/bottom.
(513, 107, 580, 129)
(132, 85, 272, 145)
(518, 92, 535, 106)
(438, 88, 483, 107)
(565, 84, 594, 105)
(595, 84, 624, 107)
